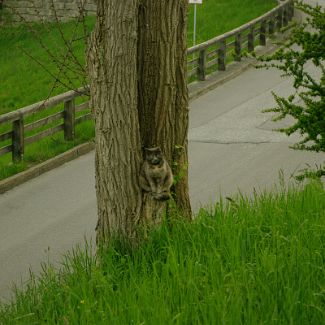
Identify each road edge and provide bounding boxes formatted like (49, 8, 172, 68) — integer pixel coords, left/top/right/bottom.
(0, 142, 95, 194)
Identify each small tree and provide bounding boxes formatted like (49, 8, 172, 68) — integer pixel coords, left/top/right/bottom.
(258, 1, 324, 176)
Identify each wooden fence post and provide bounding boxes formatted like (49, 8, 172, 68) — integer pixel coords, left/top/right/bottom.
(12, 118, 24, 162)
(248, 26, 255, 53)
(277, 8, 283, 30)
(269, 16, 275, 35)
(234, 33, 242, 61)
(64, 99, 75, 141)
(283, 6, 289, 26)
(198, 49, 206, 81)
(218, 40, 226, 71)
(259, 21, 267, 46)
(288, 1, 294, 21)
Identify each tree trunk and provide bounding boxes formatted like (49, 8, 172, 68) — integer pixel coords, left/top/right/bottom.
(138, 0, 192, 220)
(88, 0, 142, 244)
(88, 0, 192, 246)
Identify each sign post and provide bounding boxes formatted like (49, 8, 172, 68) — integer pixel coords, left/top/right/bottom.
(189, 0, 203, 46)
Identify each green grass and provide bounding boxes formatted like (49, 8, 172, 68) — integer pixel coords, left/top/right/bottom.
(188, 0, 277, 46)
(0, 0, 277, 113)
(0, 181, 324, 324)
(0, 20, 93, 115)
(0, 0, 277, 180)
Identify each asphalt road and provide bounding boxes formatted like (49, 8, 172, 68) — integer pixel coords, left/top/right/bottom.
(188, 63, 324, 209)
(1, 18, 325, 302)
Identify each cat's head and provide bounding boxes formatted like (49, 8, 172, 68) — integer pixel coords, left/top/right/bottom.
(144, 147, 163, 166)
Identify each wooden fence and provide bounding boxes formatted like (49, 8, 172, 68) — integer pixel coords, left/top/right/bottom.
(187, 0, 294, 81)
(0, 0, 294, 163)
(0, 87, 91, 162)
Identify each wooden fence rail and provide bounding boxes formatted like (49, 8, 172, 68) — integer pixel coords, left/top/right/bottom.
(187, 0, 294, 81)
(0, 87, 91, 162)
(0, 0, 294, 163)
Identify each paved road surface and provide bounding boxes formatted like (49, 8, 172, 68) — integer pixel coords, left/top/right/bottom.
(1, 7, 325, 301)
(188, 62, 324, 208)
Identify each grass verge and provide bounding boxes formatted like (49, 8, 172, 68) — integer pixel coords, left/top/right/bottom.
(187, 0, 277, 46)
(1, 181, 324, 324)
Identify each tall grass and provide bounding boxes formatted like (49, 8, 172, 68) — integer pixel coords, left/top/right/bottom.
(1, 182, 324, 324)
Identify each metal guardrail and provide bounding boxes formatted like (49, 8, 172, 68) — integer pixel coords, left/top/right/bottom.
(0, 0, 294, 163)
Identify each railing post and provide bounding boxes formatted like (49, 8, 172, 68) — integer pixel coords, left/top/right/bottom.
(234, 33, 242, 61)
(269, 16, 275, 35)
(259, 21, 267, 46)
(198, 49, 206, 81)
(12, 118, 24, 162)
(64, 98, 75, 141)
(248, 26, 255, 53)
(277, 8, 283, 30)
(283, 6, 289, 27)
(218, 39, 226, 71)
(288, 1, 295, 21)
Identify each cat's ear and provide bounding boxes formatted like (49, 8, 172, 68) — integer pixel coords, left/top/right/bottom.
(155, 147, 162, 153)
(144, 147, 159, 152)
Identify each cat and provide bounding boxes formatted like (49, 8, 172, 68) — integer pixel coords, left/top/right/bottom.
(139, 147, 173, 201)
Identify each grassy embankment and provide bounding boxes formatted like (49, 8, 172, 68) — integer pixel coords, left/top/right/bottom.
(0, 181, 324, 324)
(0, 0, 277, 180)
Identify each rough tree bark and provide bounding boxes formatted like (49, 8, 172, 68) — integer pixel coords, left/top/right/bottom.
(88, 0, 191, 245)
(138, 0, 191, 220)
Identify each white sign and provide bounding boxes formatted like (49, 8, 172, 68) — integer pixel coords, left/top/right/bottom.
(189, 0, 203, 4)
